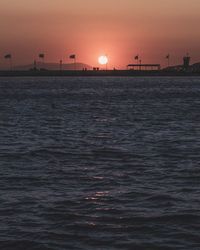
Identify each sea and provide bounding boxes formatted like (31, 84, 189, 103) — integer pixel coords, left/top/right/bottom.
(0, 77, 200, 250)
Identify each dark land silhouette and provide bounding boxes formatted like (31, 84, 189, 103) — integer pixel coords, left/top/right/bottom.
(13, 62, 93, 71)
(1, 55, 200, 77)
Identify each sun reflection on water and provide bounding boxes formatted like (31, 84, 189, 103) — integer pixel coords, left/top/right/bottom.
(85, 191, 110, 202)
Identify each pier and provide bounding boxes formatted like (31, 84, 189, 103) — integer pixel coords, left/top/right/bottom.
(127, 64, 161, 71)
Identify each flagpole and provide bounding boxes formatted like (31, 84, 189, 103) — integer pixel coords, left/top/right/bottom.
(59, 60, 62, 71)
(69, 54, 76, 70)
(9, 57, 12, 71)
(34, 60, 37, 71)
(135, 55, 139, 70)
(4, 54, 12, 71)
(38, 53, 45, 69)
(74, 57, 76, 71)
(166, 54, 170, 67)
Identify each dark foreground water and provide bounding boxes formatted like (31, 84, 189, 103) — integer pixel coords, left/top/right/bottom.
(0, 77, 200, 250)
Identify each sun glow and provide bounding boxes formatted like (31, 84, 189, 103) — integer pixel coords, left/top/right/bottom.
(98, 55, 108, 65)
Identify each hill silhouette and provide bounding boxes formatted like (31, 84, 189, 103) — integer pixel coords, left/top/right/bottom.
(13, 62, 92, 71)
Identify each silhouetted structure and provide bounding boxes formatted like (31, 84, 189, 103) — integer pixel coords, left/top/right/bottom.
(190, 62, 200, 72)
(183, 55, 190, 69)
(33, 60, 37, 71)
(69, 54, 76, 70)
(59, 60, 63, 71)
(166, 54, 170, 67)
(4, 54, 12, 70)
(127, 64, 161, 71)
(164, 54, 192, 72)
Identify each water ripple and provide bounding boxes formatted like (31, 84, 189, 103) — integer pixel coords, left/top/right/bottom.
(0, 77, 200, 249)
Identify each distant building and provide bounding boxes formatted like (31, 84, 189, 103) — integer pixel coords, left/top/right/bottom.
(190, 62, 200, 72)
(164, 55, 192, 72)
(183, 55, 190, 69)
(127, 64, 161, 71)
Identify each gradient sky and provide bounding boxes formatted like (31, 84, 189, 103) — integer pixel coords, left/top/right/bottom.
(0, 0, 200, 68)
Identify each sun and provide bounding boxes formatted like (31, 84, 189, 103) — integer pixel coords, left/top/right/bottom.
(98, 55, 108, 65)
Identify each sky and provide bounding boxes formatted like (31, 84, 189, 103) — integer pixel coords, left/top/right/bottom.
(0, 0, 200, 68)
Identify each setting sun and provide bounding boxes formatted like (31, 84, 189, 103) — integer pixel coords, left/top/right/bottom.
(98, 55, 108, 65)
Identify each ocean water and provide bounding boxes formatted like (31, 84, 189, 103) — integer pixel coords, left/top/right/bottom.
(0, 77, 200, 250)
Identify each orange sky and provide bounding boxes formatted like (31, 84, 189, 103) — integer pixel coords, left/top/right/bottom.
(0, 0, 200, 69)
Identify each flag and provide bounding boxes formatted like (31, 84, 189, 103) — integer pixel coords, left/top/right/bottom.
(39, 53, 45, 58)
(134, 55, 139, 60)
(4, 54, 11, 59)
(69, 54, 76, 59)
(166, 54, 170, 59)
